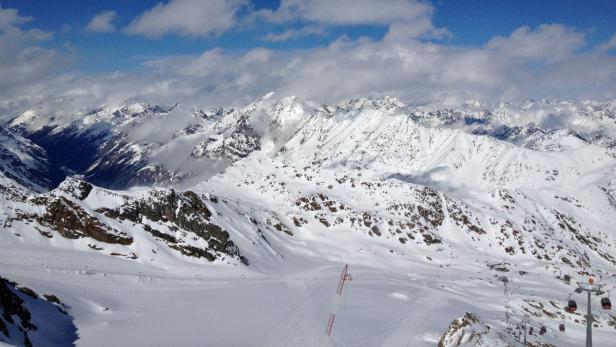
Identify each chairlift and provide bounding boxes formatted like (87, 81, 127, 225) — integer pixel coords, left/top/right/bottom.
(601, 297, 611, 310)
(529, 327, 534, 335)
(563, 274, 571, 284)
(566, 299, 577, 313)
(559, 323, 565, 332)
(539, 326, 546, 335)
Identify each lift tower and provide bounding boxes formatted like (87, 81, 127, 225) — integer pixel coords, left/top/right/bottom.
(576, 278, 604, 347)
(325, 264, 352, 338)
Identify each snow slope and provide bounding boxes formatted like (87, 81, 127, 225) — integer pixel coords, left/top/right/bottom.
(2, 95, 616, 346)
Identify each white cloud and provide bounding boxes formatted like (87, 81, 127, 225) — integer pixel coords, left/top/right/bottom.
(251, 0, 450, 41)
(0, 6, 31, 29)
(125, 0, 247, 38)
(115, 24, 615, 107)
(259, 0, 434, 26)
(0, 5, 63, 111)
(86, 10, 117, 33)
(1, 3, 616, 121)
(262, 25, 324, 42)
(383, 17, 451, 42)
(485, 24, 585, 62)
(255, 0, 447, 41)
(599, 33, 616, 51)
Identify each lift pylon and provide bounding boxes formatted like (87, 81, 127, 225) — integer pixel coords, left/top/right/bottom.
(325, 264, 352, 337)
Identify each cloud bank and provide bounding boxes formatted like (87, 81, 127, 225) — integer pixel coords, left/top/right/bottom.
(0, 1, 616, 120)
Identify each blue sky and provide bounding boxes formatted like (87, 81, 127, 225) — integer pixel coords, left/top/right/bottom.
(4, 0, 615, 73)
(1, 0, 616, 113)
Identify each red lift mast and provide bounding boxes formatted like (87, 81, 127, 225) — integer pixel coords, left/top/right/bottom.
(325, 264, 352, 336)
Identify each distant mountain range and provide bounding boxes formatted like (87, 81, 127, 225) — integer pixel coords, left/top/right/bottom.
(1, 94, 616, 346)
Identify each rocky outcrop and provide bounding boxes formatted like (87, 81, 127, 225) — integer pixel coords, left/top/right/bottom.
(438, 313, 495, 347)
(0, 276, 76, 347)
(191, 116, 261, 161)
(1, 176, 248, 265)
(98, 189, 246, 264)
(35, 196, 133, 245)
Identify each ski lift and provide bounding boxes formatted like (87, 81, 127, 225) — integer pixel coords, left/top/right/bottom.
(601, 297, 611, 310)
(559, 323, 565, 332)
(529, 327, 534, 335)
(539, 326, 546, 335)
(563, 274, 571, 284)
(566, 299, 577, 313)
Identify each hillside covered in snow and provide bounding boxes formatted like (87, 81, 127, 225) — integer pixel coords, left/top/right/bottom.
(2, 94, 616, 346)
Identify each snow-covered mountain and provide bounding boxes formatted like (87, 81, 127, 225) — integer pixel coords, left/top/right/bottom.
(2, 94, 616, 346)
(8, 95, 616, 190)
(0, 127, 58, 192)
(7, 103, 183, 189)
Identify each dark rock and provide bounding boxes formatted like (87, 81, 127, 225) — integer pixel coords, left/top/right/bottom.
(37, 197, 133, 245)
(98, 189, 244, 263)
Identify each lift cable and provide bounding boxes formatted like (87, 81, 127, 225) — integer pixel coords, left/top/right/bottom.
(239, 279, 329, 347)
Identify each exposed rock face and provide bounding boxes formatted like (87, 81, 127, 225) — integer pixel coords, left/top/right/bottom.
(36, 196, 133, 245)
(0, 176, 249, 265)
(438, 313, 499, 347)
(438, 311, 561, 347)
(101, 190, 212, 227)
(191, 114, 262, 161)
(0, 278, 35, 346)
(98, 189, 246, 264)
(0, 276, 77, 347)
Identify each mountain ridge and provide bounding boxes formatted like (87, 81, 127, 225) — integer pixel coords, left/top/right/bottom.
(2, 94, 616, 346)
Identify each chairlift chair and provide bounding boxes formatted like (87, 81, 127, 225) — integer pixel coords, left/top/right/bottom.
(559, 323, 565, 332)
(529, 327, 534, 335)
(539, 326, 546, 335)
(566, 299, 577, 313)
